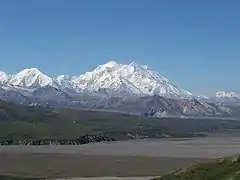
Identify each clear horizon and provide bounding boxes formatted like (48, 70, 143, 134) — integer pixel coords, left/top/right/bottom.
(1, 0, 240, 95)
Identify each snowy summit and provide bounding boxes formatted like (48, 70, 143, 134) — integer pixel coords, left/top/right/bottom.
(65, 61, 193, 98)
(216, 91, 240, 99)
(0, 71, 8, 83)
(0, 61, 192, 98)
(8, 68, 57, 88)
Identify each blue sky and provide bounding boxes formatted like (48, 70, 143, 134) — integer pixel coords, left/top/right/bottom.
(0, 0, 240, 95)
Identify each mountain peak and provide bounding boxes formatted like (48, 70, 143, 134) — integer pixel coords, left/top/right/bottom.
(0, 61, 193, 99)
(129, 61, 149, 71)
(18, 68, 43, 75)
(0, 71, 8, 83)
(9, 68, 55, 88)
(129, 61, 138, 66)
(216, 91, 240, 99)
(24, 67, 40, 71)
(71, 61, 192, 98)
(102, 60, 120, 68)
(56, 75, 70, 81)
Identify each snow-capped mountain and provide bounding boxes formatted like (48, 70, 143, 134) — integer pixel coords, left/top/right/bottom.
(55, 75, 74, 90)
(60, 61, 192, 98)
(0, 71, 8, 83)
(216, 91, 240, 99)
(0, 62, 192, 98)
(213, 91, 240, 106)
(0, 61, 238, 118)
(88, 95, 232, 118)
(9, 68, 58, 89)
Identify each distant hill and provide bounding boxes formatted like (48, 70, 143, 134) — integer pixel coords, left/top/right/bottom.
(1, 100, 240, 145)
(153, 154, 240, 180)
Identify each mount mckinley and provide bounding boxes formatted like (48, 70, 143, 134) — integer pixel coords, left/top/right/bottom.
(0, 61, 239, 118)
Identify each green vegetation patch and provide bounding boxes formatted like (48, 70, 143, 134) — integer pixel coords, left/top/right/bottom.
(0, 175, 40, 180)
(153, 155, 240, 180)
(0, 100, 240, 144)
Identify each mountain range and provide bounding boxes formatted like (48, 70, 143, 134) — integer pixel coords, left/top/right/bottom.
(0, 61, 239, 118)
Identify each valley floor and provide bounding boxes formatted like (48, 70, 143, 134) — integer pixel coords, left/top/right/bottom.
(54, 177, 154, 180)
(1, 135, 240, 158)
(1, 136, 240, 178)
(0, 153, 206, 178)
